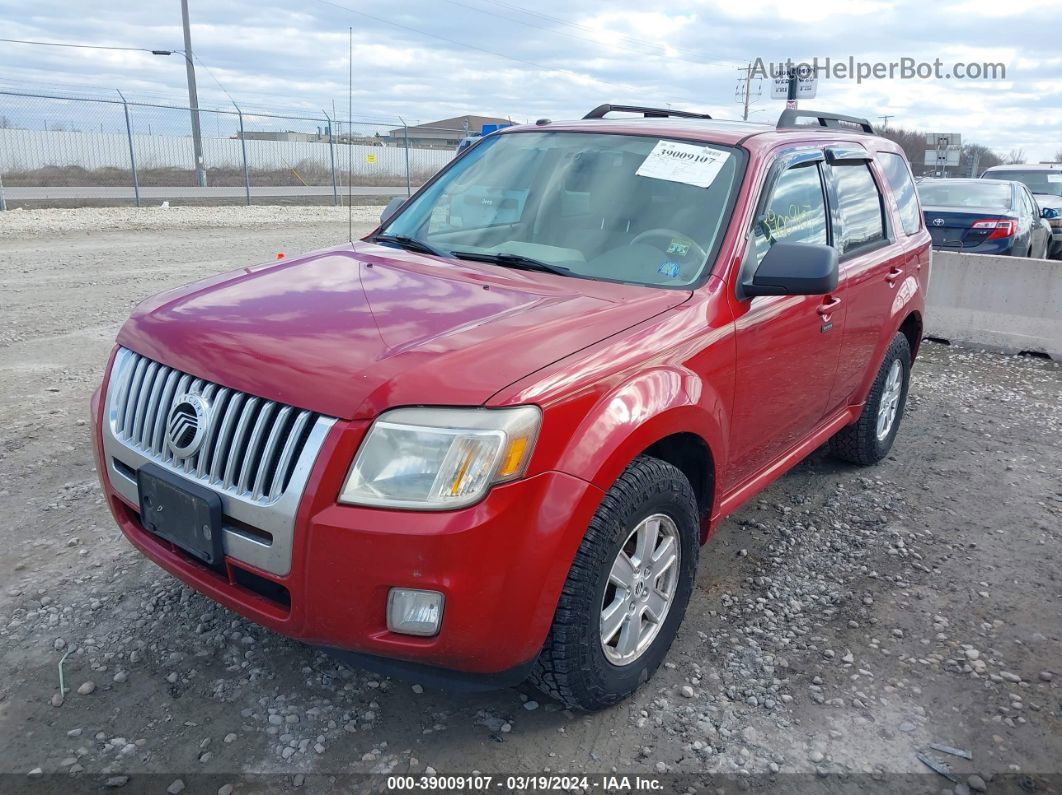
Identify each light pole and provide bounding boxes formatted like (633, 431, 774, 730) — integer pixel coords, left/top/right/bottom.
(2, 36, 208, 187)
(153, 2, 207, 187)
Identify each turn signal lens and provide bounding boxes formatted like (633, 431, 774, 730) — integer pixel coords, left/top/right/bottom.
(497, 436, 530, 478)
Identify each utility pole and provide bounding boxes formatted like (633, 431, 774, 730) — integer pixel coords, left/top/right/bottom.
(181, 0, 207, 187)
(738, 63, 753, 121)
(786, 67, 798, 110)
(878, 114, 894, 129)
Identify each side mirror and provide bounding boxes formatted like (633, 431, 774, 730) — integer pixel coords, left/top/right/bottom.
(1041, 207, 1059, 220)
(380, 196, 406, 225)
(745, 242, 839, 298)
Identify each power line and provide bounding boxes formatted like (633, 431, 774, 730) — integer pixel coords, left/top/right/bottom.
(0, 37, 171, 55)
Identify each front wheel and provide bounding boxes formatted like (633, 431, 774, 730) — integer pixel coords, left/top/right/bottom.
(829, 332, 912, 465)
(529, 456, 699, 710)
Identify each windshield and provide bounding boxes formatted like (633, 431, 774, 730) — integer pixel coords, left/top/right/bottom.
(918, 181, 1012, 208)
(381, 131, 742, 287)
(983, 169, 1062, 198)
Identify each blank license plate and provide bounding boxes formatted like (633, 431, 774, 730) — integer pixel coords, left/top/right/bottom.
(137, 463, 224, 569)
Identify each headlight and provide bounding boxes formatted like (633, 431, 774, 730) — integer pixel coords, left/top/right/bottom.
(339, 406, 541, 510)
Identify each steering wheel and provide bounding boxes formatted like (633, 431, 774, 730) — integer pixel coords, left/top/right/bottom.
(629, 228, 708, 263)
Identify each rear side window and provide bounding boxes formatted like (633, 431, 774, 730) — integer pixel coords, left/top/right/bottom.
(832, 163, 886, 254)
(752, 163, 829, 264)
(877, 152, 921, 236)
(1022, 188, 1038, 216)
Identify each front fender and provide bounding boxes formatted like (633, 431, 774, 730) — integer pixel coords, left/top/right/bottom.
(549, 367, 729, 520)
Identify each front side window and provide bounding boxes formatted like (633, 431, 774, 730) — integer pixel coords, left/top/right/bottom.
(751, 162, 828, 264)
(381, 131, 742, 287)
(833, 163, 886, 254)
(877, 152, 921, 236)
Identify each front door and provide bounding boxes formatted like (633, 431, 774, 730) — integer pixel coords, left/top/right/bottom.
(726, 152, 846, 491)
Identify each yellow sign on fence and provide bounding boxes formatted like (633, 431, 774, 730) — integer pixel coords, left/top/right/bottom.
(366, 153, 377, 164)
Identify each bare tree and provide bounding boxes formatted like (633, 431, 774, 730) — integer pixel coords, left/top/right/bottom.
(0, 114, 12, 129)
(1053, 148, 1062, 163)
(1005, 148, 1026, 165)
(963, 143, 1003, 175)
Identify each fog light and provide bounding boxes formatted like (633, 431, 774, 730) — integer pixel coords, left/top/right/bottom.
(387, 588, 444, 636)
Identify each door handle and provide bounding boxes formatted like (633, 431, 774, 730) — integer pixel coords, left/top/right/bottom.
(885, 267, 904, 284)
(817, 297, 841, 316)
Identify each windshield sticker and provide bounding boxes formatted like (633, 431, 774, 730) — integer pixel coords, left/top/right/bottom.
(636, 141, 730, 188)
(658, 260, 681, 278)
(1047, 174, 1062, 183)
(666, 238, 692, 256)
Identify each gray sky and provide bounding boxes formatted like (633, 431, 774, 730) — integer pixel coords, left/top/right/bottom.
(1, 0, 1059, 159)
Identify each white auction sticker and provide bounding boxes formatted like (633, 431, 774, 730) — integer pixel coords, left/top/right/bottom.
(636, 141, 730, 188)
(1047, 174, 1062, 183)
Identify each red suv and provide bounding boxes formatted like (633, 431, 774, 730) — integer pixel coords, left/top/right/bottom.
(92, 104, 929, 710)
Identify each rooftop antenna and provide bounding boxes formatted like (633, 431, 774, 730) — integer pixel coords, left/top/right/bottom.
(348, 26, 353, 244)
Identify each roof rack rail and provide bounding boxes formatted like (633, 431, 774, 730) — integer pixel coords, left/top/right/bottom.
(777, 108, 875, 134)
(583, 104, 713, 120)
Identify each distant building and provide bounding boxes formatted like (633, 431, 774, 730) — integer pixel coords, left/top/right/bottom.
(236, 130, 326, 143)
(235, 129, 381, 146)
(385, 115, 513, 148)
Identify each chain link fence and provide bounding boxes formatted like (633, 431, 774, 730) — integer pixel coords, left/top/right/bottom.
(0, 90, 462, 208)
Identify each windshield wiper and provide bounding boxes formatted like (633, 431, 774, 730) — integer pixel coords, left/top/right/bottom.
(370, 233, 449, 258)
(451, 250, 573, 277)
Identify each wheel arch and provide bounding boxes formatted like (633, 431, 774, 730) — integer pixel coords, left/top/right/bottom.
(898, 309, 923, 361)
(642, 432, 715, 523)
(547, 367, 727, 543)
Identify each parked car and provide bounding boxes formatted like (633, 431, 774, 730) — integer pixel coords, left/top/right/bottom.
(918, 178, 1053, 258)
(92, 104, 929, 710)
(981, 163, 1062, 258)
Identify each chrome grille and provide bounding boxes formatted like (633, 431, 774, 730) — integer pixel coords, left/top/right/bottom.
(108, 347, 320, 504)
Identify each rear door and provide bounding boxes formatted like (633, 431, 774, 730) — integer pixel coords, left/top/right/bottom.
(824, 148, 906, 408)
(877, 150, 927, 276)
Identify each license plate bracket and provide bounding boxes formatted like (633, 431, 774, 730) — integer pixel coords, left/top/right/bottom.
(137, 463, 225, 570)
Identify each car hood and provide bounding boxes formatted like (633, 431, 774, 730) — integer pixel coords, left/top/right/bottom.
(117, 242, 690, 419)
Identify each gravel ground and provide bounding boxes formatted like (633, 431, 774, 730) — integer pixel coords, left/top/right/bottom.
(0, 208, 1059, 792)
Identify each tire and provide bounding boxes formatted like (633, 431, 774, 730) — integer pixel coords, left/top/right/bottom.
(829, 332, 911, 466)
(529, 455, 699, 711)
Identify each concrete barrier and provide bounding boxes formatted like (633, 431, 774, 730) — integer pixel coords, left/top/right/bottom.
(924, 251, 1062, 359)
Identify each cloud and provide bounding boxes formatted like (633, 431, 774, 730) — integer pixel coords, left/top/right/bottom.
(0, 0, 1057, 159)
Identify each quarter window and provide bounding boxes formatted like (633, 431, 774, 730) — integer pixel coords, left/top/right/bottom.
(752, 163, 828, 264)
(833, 162, 886, 254)
(878, 152, 921, 236)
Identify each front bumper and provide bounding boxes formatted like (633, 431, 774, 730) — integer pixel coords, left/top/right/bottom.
(92, 384, 604, 678)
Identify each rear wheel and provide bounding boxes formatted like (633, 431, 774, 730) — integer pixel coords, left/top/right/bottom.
(530, 456, 699, 711)
(829, 332, 911, 465)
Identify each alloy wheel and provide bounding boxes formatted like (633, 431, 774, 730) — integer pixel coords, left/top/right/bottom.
(599, 513, 681, 666)
(876, 358, 903, 441)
